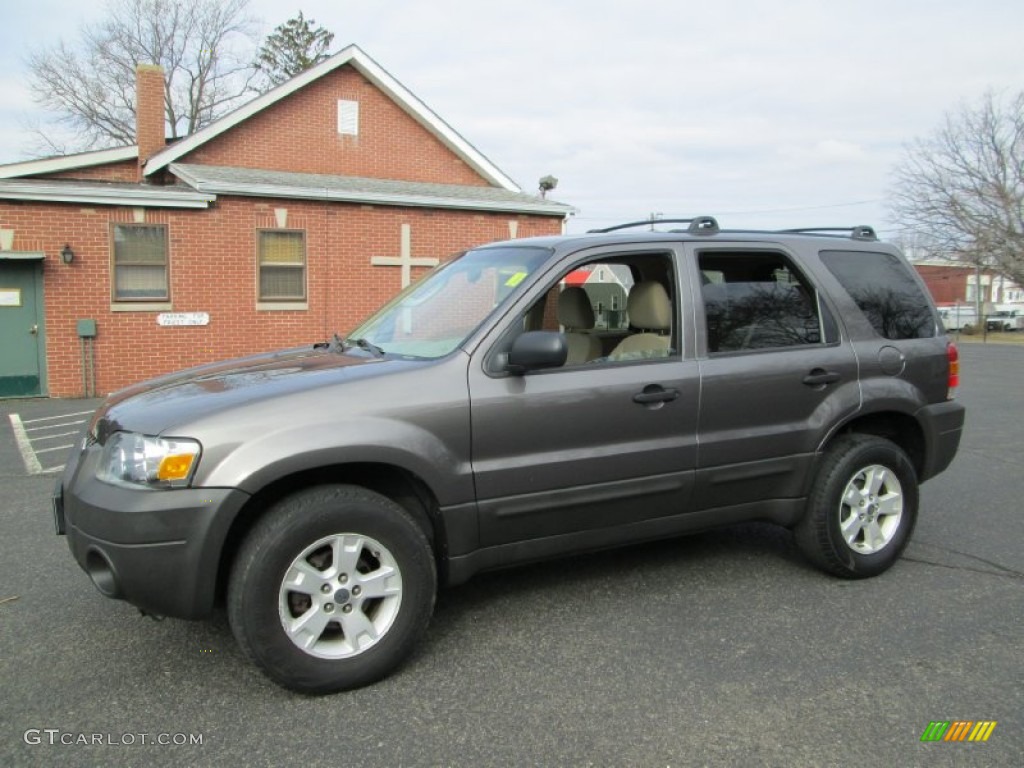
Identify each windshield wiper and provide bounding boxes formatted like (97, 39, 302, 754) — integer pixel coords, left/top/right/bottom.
(313, 333, 346, 352)
(314, 334, 386, 357)
(343, 337, 386, 357)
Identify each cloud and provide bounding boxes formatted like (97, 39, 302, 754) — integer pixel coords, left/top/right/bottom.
(3, 0, 1024, 234)
(778, 139, 868, 163)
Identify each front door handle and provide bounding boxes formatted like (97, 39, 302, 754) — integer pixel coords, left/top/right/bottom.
(803, 368, 840, 386)
(29, 324, 38, 335)
(633, 385, 680, 405)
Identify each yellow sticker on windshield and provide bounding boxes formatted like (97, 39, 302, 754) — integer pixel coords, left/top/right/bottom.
(505, 271, 527, 287)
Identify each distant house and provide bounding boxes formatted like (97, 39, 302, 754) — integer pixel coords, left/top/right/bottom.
(0, 45, 572, 397)
(913, 260, 1023, 308)
(563, 263, 632, 329)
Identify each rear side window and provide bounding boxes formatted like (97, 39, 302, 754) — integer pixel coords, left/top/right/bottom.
(820, 250, 936, 339)
(699, 251, 825, 353)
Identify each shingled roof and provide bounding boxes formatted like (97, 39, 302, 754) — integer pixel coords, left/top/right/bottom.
(170, 163, 571, 215)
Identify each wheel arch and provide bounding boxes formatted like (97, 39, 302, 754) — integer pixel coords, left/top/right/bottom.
(214, 462, 448, 606)
(827, 410, 926, 479)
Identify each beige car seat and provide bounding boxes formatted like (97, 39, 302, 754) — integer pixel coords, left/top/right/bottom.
(558, 287, 602, 364)
(609, 281, 672, 359)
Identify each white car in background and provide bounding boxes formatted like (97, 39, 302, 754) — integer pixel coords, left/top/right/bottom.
(937, 306, 979, 331)
(985, 308, 1024, 331)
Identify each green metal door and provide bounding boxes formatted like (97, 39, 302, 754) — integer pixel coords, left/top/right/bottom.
(0, 258, 46, 397)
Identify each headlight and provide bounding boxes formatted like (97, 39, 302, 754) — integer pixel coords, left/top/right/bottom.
(96, 432, 201, 489)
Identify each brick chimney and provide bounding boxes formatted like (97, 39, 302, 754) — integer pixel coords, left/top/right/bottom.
(136, 64, 166, 178)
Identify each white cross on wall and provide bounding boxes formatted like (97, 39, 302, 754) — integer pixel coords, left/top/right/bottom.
(371, 224, 439, 288)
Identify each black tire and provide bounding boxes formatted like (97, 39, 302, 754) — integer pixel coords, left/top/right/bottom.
(795, 434, 918, 579)
(227, 484, 436, 694)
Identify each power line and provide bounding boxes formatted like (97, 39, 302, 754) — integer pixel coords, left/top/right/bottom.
(570, 199, 882, 222)
(711, 199, 880, 216)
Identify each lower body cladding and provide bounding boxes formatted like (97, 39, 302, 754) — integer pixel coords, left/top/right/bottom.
(916, 400, 964, 481)
(55, 477, 249, 619)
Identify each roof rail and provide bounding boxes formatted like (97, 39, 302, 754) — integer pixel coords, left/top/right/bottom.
(588, 216, 720, 235)
(777, 225, 878, 242)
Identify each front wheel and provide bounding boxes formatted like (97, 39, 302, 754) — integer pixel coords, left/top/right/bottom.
(795, 434, 919, 578)
(228, 485, 436, 694)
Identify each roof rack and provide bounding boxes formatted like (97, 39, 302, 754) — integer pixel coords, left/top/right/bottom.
(776, 226, 878, 242)
(586, 218, 878, 242)
(588, 216, 720, 235)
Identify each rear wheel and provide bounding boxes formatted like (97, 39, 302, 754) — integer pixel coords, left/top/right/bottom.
(228, 485, 436, 694)
(795, 434, 918, 578)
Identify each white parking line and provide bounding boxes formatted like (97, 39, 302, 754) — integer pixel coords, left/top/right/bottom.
(20, 410, 94, 424)
(27, 430, 81, 441)
(35, 444, 75, 454)
(26, 420, 87, 432)
(8, 414, 43, 474)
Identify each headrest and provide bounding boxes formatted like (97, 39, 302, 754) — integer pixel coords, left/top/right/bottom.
(627, 282, 671, 331)
(558, 287, 595, 330)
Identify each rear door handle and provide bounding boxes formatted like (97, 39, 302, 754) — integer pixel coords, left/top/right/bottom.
(633, 385, 680, 405)
(803, 368, 841, 386)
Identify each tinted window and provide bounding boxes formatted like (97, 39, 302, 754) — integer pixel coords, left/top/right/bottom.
(820, 250, 936, 339)
(699, 251, 823, 353)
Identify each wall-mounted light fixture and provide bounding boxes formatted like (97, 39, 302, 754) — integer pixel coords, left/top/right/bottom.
(60, 244, 74, 265)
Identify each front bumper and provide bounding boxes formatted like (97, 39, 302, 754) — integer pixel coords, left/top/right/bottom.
(57, 443, 250, 619)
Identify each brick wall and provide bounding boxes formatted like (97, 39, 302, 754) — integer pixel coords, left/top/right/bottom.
(180, 65, 488, 186)
(913, 264, 1005, 305)
(0, 197, 561, 396)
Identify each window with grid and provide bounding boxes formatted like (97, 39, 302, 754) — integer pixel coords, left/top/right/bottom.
(112, 224, 169, 301)
(258, 230, 306, 301)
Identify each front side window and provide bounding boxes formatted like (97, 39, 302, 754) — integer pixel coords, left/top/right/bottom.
(258, 230, 306, 301)
(112, 224, 168, 301)
(514, 252, 677, 368)
(349, 245, 551, 359)
(820, 250, 936, 339)
(700, 251, 823, 353)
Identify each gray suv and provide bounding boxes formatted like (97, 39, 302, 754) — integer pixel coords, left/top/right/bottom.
(54, 217, 965, 693)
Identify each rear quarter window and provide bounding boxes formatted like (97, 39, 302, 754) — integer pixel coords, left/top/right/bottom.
(820, 250, 936, 339)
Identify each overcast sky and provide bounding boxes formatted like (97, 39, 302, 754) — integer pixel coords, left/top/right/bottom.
(1, 0, 1023, 235)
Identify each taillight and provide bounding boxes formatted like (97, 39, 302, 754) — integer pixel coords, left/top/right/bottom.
(947, 341, 960, 399)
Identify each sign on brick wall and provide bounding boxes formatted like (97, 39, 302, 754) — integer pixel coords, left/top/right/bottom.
(157, 312, 210, 327)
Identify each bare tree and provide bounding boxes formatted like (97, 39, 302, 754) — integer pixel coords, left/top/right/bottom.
(890, 90, 1024, 287)
(255, 12, 335, 92)
(26, 0, 258, 154)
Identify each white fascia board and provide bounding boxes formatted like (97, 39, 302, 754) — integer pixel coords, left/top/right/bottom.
(0, 182, 214, 209)
(176, 176, 569, 216)
(0, 146, 138, 179)
(348, 49, 521, 192)
(143, 45, 522, 192)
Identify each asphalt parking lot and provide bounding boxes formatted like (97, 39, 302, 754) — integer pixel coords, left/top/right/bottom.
(1, 344, 1022, 767)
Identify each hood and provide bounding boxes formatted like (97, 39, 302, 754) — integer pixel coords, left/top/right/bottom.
(94, 345, 414, 439)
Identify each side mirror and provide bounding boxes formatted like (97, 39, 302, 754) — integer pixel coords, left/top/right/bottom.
(507, 331, 567, 374)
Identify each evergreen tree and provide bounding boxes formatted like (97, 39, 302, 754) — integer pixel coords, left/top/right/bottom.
(256, 12, 335, 90)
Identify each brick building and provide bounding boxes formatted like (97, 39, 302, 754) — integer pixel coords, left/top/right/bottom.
(913, 261, 1023, 307)
(0, 45, 571, 397)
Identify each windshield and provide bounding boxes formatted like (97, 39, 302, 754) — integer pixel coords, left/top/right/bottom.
(347, 245, 551, 359)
